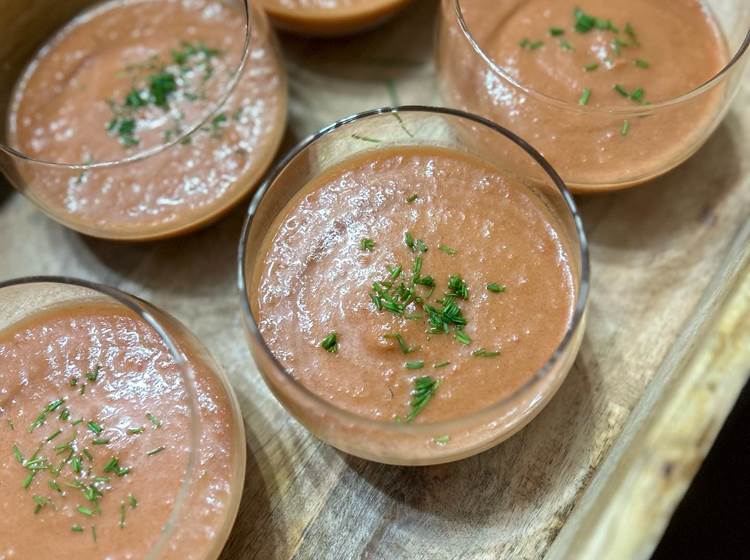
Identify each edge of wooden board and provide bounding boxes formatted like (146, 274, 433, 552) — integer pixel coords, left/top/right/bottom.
(546, 218, 750, 560)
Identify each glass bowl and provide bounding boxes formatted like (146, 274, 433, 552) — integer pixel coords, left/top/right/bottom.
(260, 0, 412, 37)
(436, 0, 750, 192)
(0, 0, 288, 240)
(239, 106, 590, 466)
(0, 277, 246, 559)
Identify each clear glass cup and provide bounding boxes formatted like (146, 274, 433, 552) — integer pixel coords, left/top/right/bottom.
(0, 0, 288, 240)
(261, 0, 412, 37)
(0, 276, 246, 559)
(239, 106, 590, 465)
(436, 0, 750, 192)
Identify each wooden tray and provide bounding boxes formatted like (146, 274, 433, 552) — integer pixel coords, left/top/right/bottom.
(1, 2, 748, 558)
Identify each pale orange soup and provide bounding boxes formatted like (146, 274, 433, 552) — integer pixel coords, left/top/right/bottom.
(9, 0, 286, 238)
(254, 146, 576, 424)
(0, 303, 241, 558)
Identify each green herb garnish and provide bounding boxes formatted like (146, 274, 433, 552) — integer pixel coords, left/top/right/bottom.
(455, 330, 472, 345)
(29, 399, 65, 432)
(384, 333, 419, 354)
(579, 88, 591, 106)
(621, 120, 631, 136)
(433, 361, 451, 369)
(613, 84, 630, 97)
(77, 505, 95, 517)
(549, 27, 565, 36)
(634, 58, 650, 69)
(472, 348, 502, 358)
(447, 275, 469, 300)
(584, 62, 599, 72)
(86, 366, 100, 382)
(128, 494, 138, 509)
(487, 283, 506, 293)
(72, 524, 84, 533)
(360, 238, 375, 251)
(320, 332, 338, 353)
(127, 427, 145, 435)
(405, 376, 440, 422)
(438, 244, 458, 255)
(406, 194, 419, 203)
(434, 435, 450, 446)
(87, 421, 103, 435)
(146, 446, 166, 457)
(146, 413, 161, 429)
(405, 360, 425, 370)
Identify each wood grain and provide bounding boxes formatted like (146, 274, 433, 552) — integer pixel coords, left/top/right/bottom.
(0, 1, 748, 558)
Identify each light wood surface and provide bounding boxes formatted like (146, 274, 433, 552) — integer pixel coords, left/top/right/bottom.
(0, 2, 748, 558)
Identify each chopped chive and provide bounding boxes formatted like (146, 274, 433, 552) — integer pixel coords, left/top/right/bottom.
(69, 377, 78, 387)
(472, 348, 502, 358)
(621, 120, 631, 136)
(13, 444, 24, 464)
(72, 524, 84, 533)
(92, 438, 110, 446)
(559, 39, 574, 51)
(77, 505, 94, 517)
(438, 244, 458, 255)
(86, 366, 100, 382)
(82, 448, 93, 461)
(630, 88, 645, 102)
(549, 27, 565, 36)
(7, 419, 14, 430)
(71, 418, 84, 426)
(92, 526, 97, 543)
(519, 38, 544, 50)
(320, 332, 338, 353)
(405, 376, 440, 422)
(146, 446, 166, 457)
(59, 408, 70, 421)
(29, 398, 65, 432)
(406, 194, 419, 203)
(146, 413, 161, 429)
(384, 333, 419, 354)
(405, 360, 425, 370)
(48, 480, 62, 493)
(404, 231, 415, 250)
(22, 472, 36, 489)
(579, 88, 591, 106)
(634, 58, 650, 69)
(128, 494, 138, 508)
(360, 238, 375, 251)
(584, 62, 599, 72)
(487, 283, 506, 293)
(613, 84, 629, 97)
(447, 275, 469, 300)
(87, 421, 103, 435)
(46, 429, 63, 442)
(433, 361, 450, 369)
(434, 435, 450, 446)
(455, 330, 472, 345)
(72, 456, 82, 474)
(127, 427, 145, 435)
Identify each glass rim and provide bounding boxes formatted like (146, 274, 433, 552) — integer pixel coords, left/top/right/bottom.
(0, 275, 200, 559)
(451, 0, 750, 115)
(0, 0, 252, 170)
(238, 105, 591, 435)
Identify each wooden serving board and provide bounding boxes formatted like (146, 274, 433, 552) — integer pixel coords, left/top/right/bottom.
(1, 2, 748, 558)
